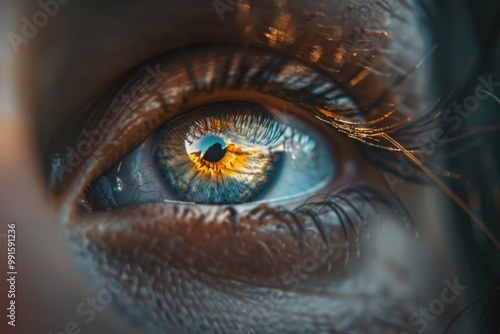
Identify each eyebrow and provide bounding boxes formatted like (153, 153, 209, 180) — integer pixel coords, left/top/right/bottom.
(17, 0, 426, 158)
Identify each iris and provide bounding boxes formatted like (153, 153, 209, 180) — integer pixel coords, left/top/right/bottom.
(154, 103, 286, 204)
(86, 101, 334, 209)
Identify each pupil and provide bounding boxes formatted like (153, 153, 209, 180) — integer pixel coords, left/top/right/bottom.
(202, 142, 226, 162)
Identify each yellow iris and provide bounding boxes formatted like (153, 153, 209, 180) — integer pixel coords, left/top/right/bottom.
(188, 144, 246, 176)
(187, 143, 276, 180)
(153, 105, 285, 204)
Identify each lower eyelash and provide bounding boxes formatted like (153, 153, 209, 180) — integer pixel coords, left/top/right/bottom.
(243, 185, 391, 262)
(69, 183, 392, 288)
(278, 186, 387, 239)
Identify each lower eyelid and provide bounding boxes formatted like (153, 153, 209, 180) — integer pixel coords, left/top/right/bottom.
(66, 185, 384, 287)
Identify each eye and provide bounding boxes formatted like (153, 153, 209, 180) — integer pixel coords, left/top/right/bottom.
(50, 46, 361, 208)
(86, 101, 334, 208)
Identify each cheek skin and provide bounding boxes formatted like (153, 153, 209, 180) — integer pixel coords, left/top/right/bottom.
(63, 186, 450, 333)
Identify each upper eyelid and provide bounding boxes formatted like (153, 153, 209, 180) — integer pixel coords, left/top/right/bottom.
(45, 2, 432, 205)
(48, 18, 431, 201)
(30, 1, 424, 151)
(48, 47, 360, 201)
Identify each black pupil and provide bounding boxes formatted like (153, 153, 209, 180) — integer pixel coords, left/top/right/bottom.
(202, 142, 226, 162)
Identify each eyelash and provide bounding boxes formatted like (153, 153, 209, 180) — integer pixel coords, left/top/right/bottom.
(47, 45, 410, 248)
(49, 43, 431, 186)
(46, 38, 440, 237)
(48, 46, 352, 189)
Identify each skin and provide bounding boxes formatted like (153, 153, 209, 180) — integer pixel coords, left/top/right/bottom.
(0, 0, 499, 333)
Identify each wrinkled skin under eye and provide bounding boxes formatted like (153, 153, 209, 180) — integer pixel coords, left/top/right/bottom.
(86, 102, 334, 209)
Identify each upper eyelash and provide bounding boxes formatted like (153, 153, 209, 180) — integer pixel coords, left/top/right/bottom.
(45, 0, 428, 190)
(52, 44, 429, 232)
(48, 46, 360, 190)
(48, 0, 427, 193)
(54, 1, 437, 231)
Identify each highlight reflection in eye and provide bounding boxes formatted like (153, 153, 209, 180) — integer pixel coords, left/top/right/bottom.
(87, 101, 333, 209)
